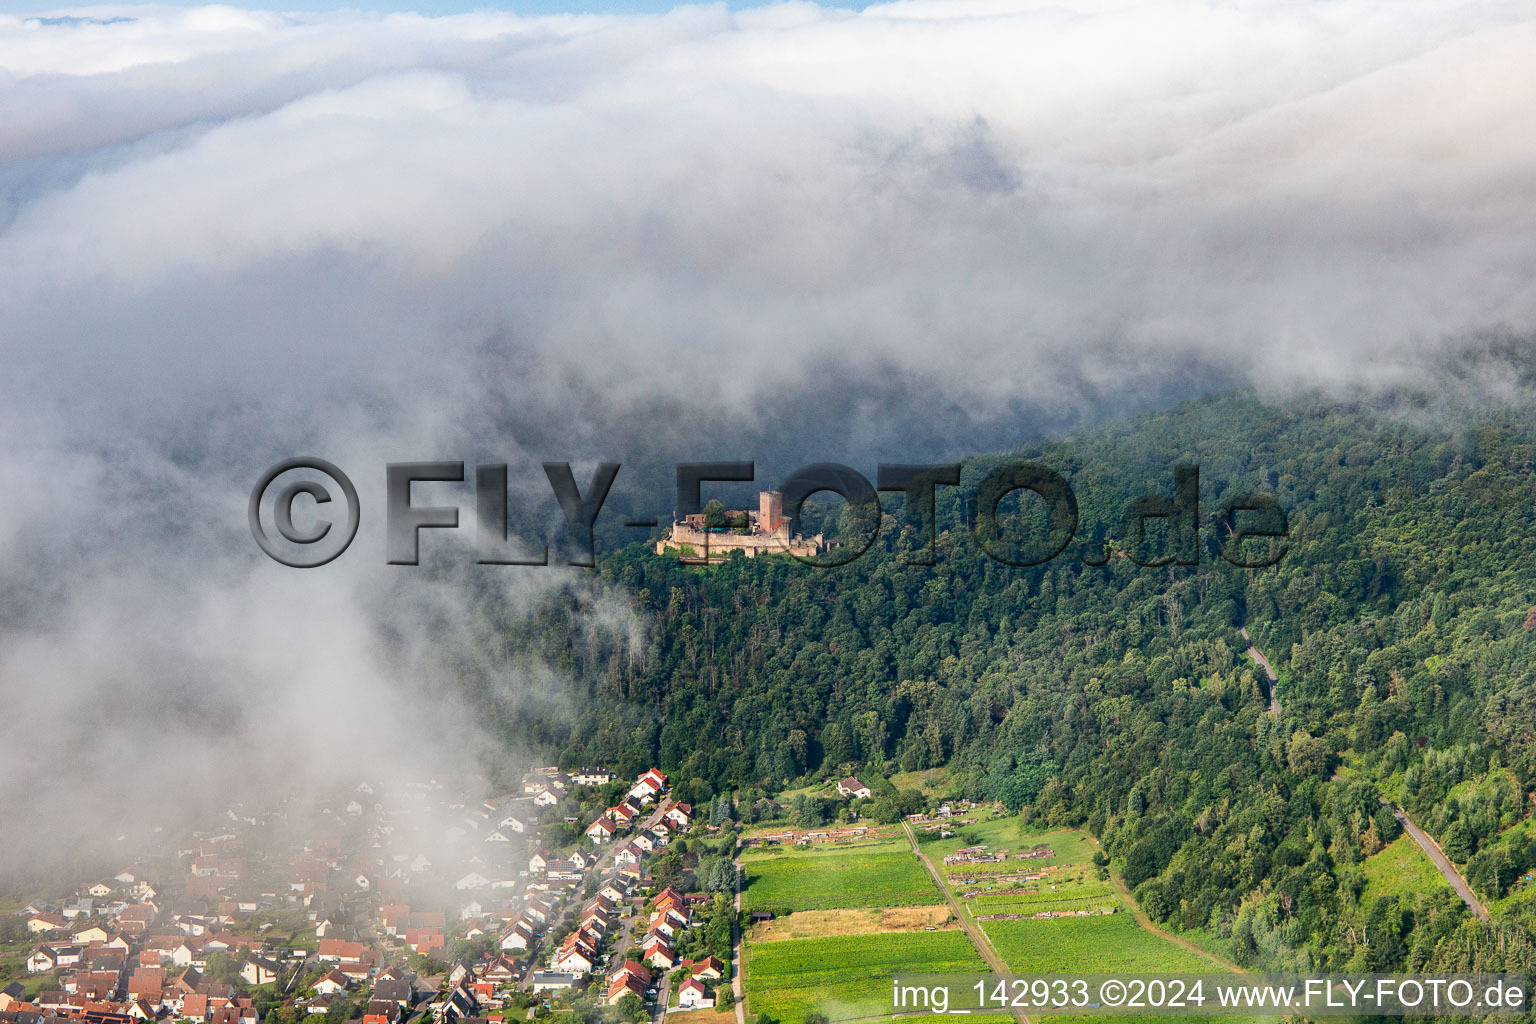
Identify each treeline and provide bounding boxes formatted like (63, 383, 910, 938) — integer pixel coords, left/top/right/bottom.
(490, 387, 1536, 978)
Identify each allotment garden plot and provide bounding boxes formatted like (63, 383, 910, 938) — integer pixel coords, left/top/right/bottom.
(920, 819, 1112, 922)
(917, 815, 1277, 1024)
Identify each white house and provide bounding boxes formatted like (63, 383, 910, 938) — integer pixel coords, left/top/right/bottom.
(677, 978, 712, 1009)
(241, 957, 282, 986)
(553, 944, 596, 974)
(530, 972, 579, 994)
(499, 921, 533, 952)
(26, 945, 73, 973)
(585, 817, 616, 844)
(836, 777, 873, 799)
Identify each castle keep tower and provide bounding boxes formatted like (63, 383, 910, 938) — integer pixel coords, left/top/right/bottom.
(759, 490, 785, 535)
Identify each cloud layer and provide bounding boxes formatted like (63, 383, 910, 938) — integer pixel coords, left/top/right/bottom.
(1, 0, 1534, 871)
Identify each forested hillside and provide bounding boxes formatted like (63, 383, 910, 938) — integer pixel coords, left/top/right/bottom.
(497, 388, 1536, 977)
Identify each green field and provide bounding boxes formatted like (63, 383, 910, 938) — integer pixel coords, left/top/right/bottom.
(970, 885, 1118, 915)
(741, 842, 940, 912)
(982, 912, 1213, 974)
(1169, 926, 1241, 966)
(742, 820, 1274, 1024)
(1361, 835, 1453, 906)
(979, 915, 1282, 1024)
(744, 930, 998, 1023)
(966, 831, 1278, 1024)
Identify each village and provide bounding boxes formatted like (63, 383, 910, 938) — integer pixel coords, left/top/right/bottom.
(0, 766, 736, 1024)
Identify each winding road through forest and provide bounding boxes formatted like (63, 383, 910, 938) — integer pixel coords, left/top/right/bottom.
(1384, 803, 1491, 923)
(1239, 627, 1281, 716)
(1247, 628, 1490, 924)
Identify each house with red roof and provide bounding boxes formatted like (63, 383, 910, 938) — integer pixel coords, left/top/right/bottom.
(677, 977, 712, 1008)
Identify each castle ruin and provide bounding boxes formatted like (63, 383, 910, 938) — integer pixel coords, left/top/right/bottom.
(657, 490, 824, 561)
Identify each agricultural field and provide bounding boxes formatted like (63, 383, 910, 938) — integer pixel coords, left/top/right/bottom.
(749, 906, 955, 942)
(980, 914, 1280, 1024)
(742, 814, 1274, 1024)
(982, 912, 1213, 974)
(969, 885, 1117, 916)
(741, 840, 941, 912)
(744, 930, 999, 1024)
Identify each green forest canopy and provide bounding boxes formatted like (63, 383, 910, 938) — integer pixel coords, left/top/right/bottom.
(492, 388, 1536, 977)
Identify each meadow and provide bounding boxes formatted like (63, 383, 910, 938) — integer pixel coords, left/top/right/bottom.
(1361, 835, 1454, 906)
(888, 767, 954, 799)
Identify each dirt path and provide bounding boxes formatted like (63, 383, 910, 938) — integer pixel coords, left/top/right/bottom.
(731, 845, 746, 1024)
(1239, 627, 1281, 716)
(1091, 836, 1241, 972)
(902, 821, 1031, 1024)
(1385, 802, 1490, 923)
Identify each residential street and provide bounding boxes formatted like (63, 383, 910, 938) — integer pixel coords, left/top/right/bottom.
(518, 797, 675, 988)
(650, 972, 671, 1024)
